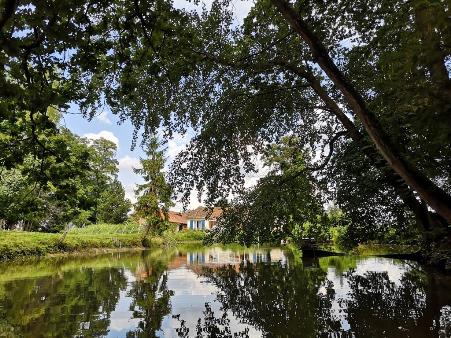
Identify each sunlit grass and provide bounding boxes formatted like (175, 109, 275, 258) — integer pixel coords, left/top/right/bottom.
(0, 225, 148, 260)
(0, 223, 210, 260)
(351, 243, 419, 256)
(163, 229, 207, 243)
(69, 221, 143, 235)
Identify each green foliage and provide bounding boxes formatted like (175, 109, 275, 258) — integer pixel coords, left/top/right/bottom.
(97, 180, 132, 224)
(1, 0, 449, 248)
(134, 137, 173, 236)
(0, 128, 130, 231)
(206, 136, 325, 245)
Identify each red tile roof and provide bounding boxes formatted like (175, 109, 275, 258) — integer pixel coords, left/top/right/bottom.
(184, 206, 223, 220)
(166, 211, 187, 224)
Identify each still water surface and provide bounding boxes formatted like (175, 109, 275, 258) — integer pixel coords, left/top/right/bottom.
(0, 246, 450, 337)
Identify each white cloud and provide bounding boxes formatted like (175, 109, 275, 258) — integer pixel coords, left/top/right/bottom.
(119, 155, 141, 171)
(118, 156, 143, 204)
(124, 183, 138, 203)
(84, 130, 119, 147)
(243, 153, 270, 188)
(95, 111, 111, 124)
(172, 0, 253, 25)
(165, 132, 191, 164)
(172, 189, 205, 212)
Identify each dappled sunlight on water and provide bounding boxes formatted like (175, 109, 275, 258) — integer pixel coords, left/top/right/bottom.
(0, 246, 449, 337)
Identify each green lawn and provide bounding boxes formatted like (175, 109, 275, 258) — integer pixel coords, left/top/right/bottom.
(0, 222, 150, 260)
(0, 223, 207, 260)
(164, 229, 207, 243)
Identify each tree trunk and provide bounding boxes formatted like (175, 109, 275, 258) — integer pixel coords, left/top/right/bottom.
(277, 60, 448, 232)
(271, 0, 451, 223)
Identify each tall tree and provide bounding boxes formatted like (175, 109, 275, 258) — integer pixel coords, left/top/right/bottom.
(269, 0, 451, 223)
(207, 136, 325, 245)
(87, 138, 119, 221)
(1, 0, 450, 242)
(134, 137, 173, 236)
(97, 179, 131, 224)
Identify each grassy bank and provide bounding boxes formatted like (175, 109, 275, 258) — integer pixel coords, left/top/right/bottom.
(0, 223, 157, 260)
(0, 223, 211, 260)
(350, 243, 420, 256)
(163, 229, 206, 243)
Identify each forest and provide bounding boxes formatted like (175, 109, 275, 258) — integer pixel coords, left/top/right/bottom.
(0, 0, 450, 265)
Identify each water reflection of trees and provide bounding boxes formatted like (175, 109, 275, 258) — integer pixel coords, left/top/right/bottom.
(0, 267, 127, 337)
(126, 252, 173, 338)
(343, 269, 451, 337)
(173, 302, 250, 338)
(198, 262, 341, 337)
(194, 260, 450, 337)
(0, 250, 175, 338)
(344, 270, 426, 336)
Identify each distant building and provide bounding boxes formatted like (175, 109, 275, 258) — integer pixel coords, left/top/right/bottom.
(166, 211, 188, 231)
(184, 206, 223, 230)
(138, 206, 222, 231)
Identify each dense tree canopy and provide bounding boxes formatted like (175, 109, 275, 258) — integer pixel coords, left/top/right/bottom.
(206, 136, 328, 245)
(1, 0, 450, 244)
(0, 127, 130, 230)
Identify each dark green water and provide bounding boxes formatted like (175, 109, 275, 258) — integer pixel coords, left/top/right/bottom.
(0, 246, 450, 337)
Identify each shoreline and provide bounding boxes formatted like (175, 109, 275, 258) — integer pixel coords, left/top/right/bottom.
(0, 230, 162, 261)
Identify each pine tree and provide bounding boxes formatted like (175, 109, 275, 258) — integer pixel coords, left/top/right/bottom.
(134, 137, 173, 236)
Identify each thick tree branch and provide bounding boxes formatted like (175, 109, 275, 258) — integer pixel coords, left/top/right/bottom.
(193, 46, 447, 230)
(307, 131, 347, 172)
(271, 0, 451, 223)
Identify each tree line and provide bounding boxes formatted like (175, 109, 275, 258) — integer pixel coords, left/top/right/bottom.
(0, 111, 131, 230)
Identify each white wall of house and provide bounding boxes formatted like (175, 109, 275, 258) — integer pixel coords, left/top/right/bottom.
(187, 218, 206, 230)
(187, 218, 218, 230)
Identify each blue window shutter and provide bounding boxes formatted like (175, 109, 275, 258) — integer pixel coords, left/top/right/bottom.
(189, 220, 194, 229)
(201, 220, 205, 229)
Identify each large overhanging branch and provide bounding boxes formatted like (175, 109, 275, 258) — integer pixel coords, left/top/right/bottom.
(270, 0, 451, 223)
(194, 49, 445, 229)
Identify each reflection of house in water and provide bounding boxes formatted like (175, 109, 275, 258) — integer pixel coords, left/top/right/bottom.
(132, 248, 287, 280)
(186, 248, 286, 266)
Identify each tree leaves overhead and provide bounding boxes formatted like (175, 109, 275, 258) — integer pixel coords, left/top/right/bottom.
(1, 0, 450, 236)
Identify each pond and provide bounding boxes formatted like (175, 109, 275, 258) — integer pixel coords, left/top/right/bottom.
(0, 246, 450, 337)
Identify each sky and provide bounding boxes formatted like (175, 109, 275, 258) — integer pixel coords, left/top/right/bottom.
(63, 0, 256, 211)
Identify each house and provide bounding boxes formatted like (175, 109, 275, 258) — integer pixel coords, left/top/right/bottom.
(138, 210, 187, 231)
(184, 206, 223, 230)
(138, 206, 222, 231)
(165, 211, 187, 231)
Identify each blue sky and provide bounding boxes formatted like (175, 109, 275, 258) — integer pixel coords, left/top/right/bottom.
(63, 104, 199, 211)
(63, 0, 256, 211)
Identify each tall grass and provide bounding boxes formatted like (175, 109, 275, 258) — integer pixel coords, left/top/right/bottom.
(69, 222, 143, 235)
(0, 222, 150, 260)
(162, 229, 206, 243)
(0, 223, 208, 260)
